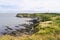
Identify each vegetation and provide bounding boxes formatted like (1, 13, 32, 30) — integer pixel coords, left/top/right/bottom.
(0, 13, 60, 40)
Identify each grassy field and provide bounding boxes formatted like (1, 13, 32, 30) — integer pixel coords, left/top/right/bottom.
(0, 13, 60, 40)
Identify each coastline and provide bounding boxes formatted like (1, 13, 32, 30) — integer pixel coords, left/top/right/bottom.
(0, 13, 60, 40)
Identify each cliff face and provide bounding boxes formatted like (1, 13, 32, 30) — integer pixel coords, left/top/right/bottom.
(16, 13, 37, 18)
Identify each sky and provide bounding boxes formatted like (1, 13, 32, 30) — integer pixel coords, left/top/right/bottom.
(0, 0, 60, 13)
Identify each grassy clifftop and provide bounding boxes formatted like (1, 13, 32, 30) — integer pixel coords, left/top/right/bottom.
(0, 13, 60, 40)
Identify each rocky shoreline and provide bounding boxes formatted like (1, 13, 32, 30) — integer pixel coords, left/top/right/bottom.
(2, 17, 40, 36)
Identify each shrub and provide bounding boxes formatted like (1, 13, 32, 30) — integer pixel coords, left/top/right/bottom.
(41, 15, 51, 22)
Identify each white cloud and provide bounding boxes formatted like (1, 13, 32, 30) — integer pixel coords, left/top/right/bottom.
(0, 0, 60, 13)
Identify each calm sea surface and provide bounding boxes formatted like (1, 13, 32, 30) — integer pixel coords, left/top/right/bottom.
(0, 13, 32, 35)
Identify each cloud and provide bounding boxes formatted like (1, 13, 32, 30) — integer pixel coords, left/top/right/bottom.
(0, 0, 60, 13)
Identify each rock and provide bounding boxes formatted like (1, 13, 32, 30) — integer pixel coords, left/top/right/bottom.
(5, 26, 13, 30)
(15, 26, 19, 27)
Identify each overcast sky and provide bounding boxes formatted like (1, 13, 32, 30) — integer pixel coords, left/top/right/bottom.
(0, 0, 60, 13)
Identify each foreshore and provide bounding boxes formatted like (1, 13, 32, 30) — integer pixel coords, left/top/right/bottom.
(1, 17, 40, 36)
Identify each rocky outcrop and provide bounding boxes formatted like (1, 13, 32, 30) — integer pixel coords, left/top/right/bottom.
(2, 14, 40, 36)
(16, 13, 37, 18)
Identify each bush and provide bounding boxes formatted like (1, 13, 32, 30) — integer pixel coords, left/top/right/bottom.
(41, 15, 51, 22)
